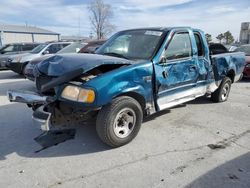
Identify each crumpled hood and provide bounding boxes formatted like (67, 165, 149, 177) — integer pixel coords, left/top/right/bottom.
(37, 53, 133, 77)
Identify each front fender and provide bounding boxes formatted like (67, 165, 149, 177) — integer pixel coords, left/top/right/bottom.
(86, 61, 154, 108)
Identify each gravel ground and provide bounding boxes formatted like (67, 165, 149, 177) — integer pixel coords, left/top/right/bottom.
(0, 70, 250, 188)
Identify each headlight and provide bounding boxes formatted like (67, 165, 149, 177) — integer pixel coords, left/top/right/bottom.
(246, 63, 250, 68)
(61, 86, 95, 103)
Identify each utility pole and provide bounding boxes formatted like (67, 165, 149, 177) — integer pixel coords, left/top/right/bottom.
(78, 12, 81, 37)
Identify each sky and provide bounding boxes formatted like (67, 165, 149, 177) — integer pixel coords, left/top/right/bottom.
(0, 0, 249, 41)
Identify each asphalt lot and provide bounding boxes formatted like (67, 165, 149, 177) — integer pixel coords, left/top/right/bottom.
(0, 70, 249, 188)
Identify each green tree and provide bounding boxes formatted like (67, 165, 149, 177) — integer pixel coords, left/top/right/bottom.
(216, 33, 225, 43)
(223, 31, 234, 44)
(205, 33, 212, 43)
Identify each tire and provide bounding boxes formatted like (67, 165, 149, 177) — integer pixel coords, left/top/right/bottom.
(211, 77, 232, 103)
(96, 96, 143, 147)
(20, 62, 28, 75)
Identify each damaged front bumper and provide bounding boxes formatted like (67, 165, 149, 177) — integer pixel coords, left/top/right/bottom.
(32, 105, 52, 131)
(7, 90, 52, 131)
(7, 90, 48, 104)
(7, 90, 77, 149)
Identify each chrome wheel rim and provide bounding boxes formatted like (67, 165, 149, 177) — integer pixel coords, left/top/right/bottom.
(221, 83, 230, 101)
(113, 108, 136, 138)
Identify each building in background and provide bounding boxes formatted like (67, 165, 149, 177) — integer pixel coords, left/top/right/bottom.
(0, 24, 60, 46)
(240, 22, 250, 44)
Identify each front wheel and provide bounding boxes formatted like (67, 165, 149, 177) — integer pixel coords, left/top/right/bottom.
(211, 77, 232, 103)
(96, 96, 143, 147)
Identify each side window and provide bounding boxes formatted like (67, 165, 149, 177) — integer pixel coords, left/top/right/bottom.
(62, 43, 70, 48)
(47, 44, 61, 54)
(13, 45, 21, 52)
(22, 44, 35, 51)
(164, 33, 192, 61)
(194, 33, 204, 57)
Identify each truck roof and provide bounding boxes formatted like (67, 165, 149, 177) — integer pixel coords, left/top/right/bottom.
(120, 26, 202, 32)
(122, 27, 197, 32)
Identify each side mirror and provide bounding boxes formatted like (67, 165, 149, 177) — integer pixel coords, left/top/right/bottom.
(75, 48, 80, 53)
(159, 56, 167, 64)
(42, 50, 49, 55)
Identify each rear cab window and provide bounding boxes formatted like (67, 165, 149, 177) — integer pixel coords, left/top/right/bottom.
(194, 33, 205, 57)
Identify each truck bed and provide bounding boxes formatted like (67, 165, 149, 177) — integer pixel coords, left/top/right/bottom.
(211, 52, 245, 83)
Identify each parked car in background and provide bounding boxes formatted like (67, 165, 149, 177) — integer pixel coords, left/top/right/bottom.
(57, 41, 87, 54)
(24, 42, 87, 80)
(0, 43, 40, 68)
(24, 40, 106, 81)
(8, 27, 245, 147)
(235, 44, 250, 78)
(79, 39, 106, 53)
(209, 43, 228, 55)
(225, 44, 239, 52)
(6, 41, 71, 74)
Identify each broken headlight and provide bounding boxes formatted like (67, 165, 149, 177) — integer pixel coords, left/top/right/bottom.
(61, 86, 95, 103)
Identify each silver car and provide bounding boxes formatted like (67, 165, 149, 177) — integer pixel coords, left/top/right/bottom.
(0, 43, 40, 68)
(6, 41, 71, 74)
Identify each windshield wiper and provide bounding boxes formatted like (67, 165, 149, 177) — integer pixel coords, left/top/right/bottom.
(103, 52, 128, 59)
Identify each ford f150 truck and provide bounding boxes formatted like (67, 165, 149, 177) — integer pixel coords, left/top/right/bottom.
(7, 27, 245, 147)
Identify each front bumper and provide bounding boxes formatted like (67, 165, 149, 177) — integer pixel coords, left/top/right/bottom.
(33, 105, 52, 131)
(0, 59, 8, 68)
(6, 62, 24, 74)
(24, 65, 35, 81)
(7, 90, 48, 104)
(6, 62, 22, 74)
(7, 90, 52, 131)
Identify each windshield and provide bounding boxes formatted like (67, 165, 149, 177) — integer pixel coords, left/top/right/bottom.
(57, 42, 86, 54)
(96, 29, 165, 60)
(30, 44, 47, 54)
(235, 45, 250, 56)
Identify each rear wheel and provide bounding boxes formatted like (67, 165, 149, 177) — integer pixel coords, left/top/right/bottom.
(96, 96, 143, 147)
(211, 77, 232, 102)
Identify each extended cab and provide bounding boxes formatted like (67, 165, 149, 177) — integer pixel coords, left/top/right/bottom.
(7, 27, 245, 147)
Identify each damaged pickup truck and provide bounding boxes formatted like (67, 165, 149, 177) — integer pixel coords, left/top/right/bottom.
(7, 27, 245, 147)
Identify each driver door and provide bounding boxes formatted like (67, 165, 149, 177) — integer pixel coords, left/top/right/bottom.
(154, 32, 200, 110)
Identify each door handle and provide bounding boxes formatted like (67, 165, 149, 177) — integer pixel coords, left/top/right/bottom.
(162, 71, 168, 78)
(189, 65, 196, 71)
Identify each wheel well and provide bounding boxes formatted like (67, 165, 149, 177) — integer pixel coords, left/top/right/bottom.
(117, 92, 146, 111)
(21, 61, 29, 71)
(227, 70, 235, 83)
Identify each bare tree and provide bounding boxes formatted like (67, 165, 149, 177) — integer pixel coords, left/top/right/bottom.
(88, 0, 115, 39)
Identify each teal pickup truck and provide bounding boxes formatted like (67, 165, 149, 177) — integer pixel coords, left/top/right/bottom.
(8, 27, 245, 147)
